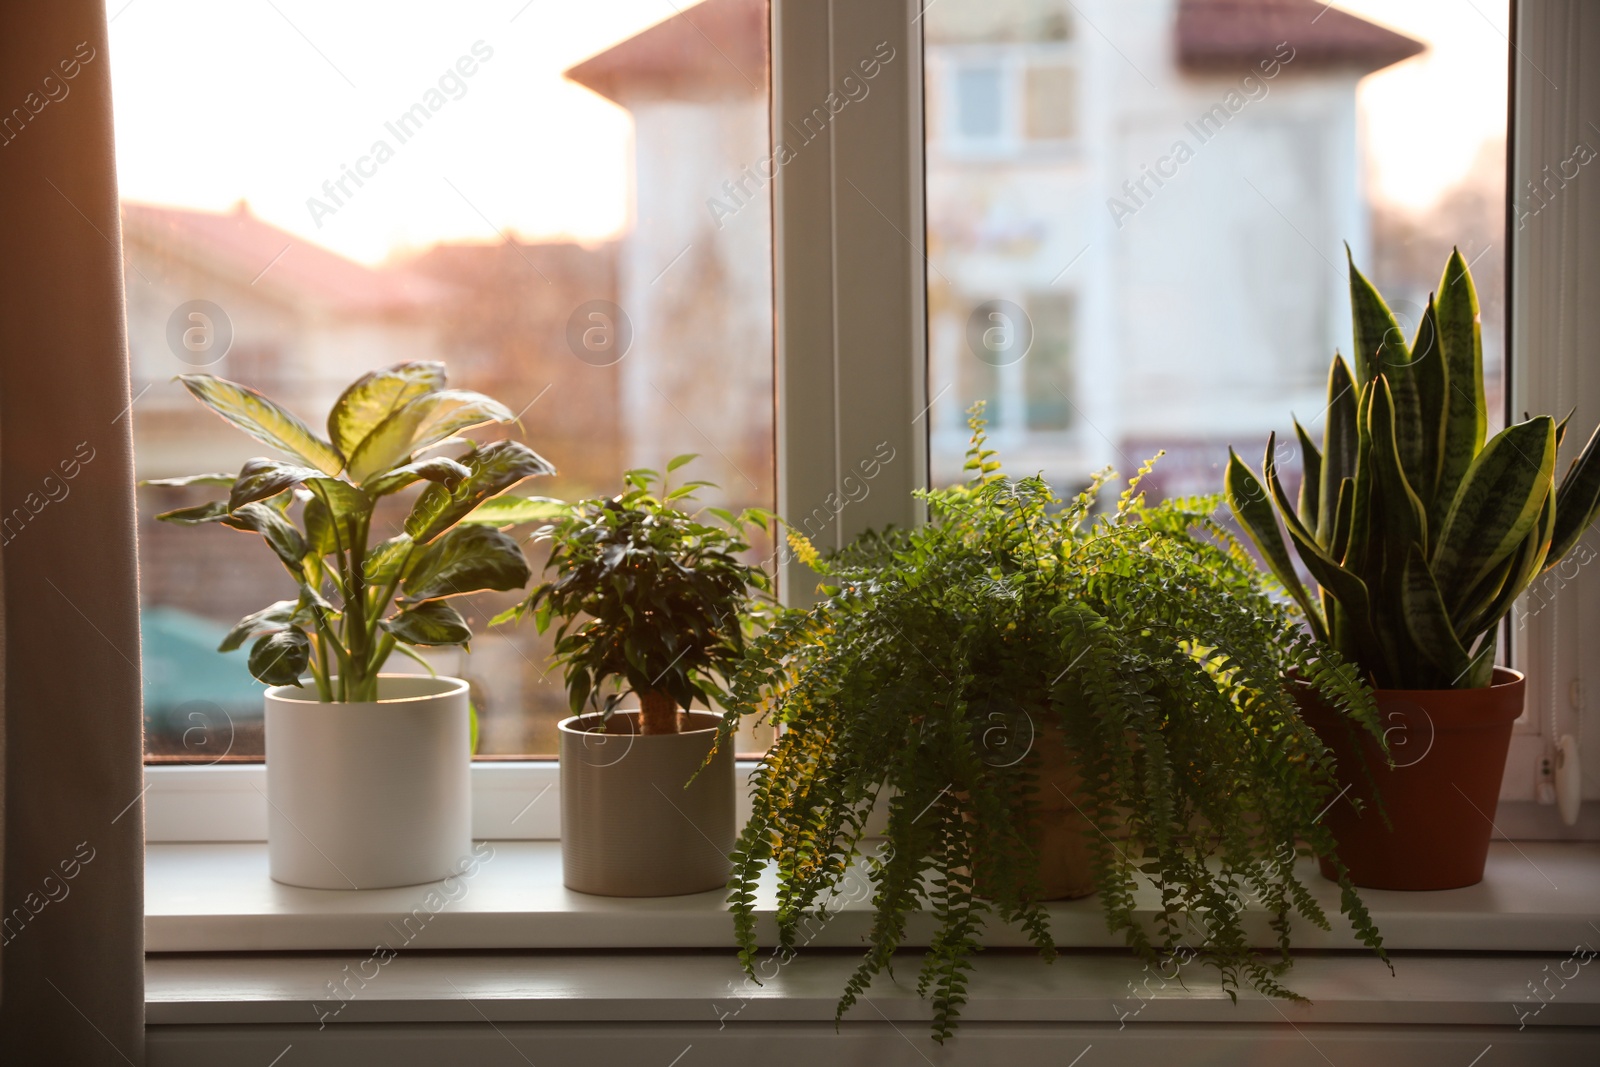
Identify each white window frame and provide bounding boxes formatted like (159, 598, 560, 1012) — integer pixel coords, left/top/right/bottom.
(146, 0, 1600, 844)
(1505, 0, 1600, 836)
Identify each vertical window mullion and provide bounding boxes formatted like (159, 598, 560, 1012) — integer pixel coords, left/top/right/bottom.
(772, 0, 928, 607)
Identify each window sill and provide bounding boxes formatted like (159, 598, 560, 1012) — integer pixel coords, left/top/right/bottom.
(146, 839, 1600, 954)
(146, 950, 1600, 1032)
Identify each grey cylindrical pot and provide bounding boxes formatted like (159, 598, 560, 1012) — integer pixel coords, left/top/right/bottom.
(559, 710, 735, 896)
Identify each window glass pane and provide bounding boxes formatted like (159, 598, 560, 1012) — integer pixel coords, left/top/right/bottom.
(1023, 64, 1077, 141)
(1024, 291, 1074, 430)
(954, 64, 1005, 140)
(925, 0, 1509, 507)
(115, 0, 775, 761)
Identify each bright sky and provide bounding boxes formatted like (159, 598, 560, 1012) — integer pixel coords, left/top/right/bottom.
(1332, 0, 1511, 211)
(106, 0, 675, 264)
(106, 0, 1509, 264)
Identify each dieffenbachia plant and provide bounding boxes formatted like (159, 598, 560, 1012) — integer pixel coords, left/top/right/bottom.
(1227, 249, 1600, 690)
(147, 361, 561, 701)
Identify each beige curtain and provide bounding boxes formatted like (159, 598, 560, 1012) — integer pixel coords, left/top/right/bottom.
(0, 1, 145, 1062)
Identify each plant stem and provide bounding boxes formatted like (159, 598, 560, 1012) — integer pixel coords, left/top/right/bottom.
(638, 688, 680, 734)
(313, 612, 352, 701)
(335, 513, 383, 702)
(308, 639, 333, 701)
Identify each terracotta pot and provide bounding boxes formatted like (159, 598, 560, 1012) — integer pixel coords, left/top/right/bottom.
(558, 709, 735, 897)
(1029, 725, 1099, 900)
(1298, 667, 1524, 891)
(971, 721, 1097, 901)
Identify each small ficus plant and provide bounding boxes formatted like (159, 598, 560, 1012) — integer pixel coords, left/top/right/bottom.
(497, 456, 773, 735)
(147, 362, 560, 702)
(724, 410, 1390, 1041)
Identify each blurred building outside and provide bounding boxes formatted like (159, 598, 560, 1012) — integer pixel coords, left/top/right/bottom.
(129, 0, 1505, 757)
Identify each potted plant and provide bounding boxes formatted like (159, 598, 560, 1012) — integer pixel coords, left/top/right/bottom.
(724, 413, 1389, 1041)
(147, 361, 556, 889)
(497, 457, 772, 896)
(1226, 249, 1600, 890)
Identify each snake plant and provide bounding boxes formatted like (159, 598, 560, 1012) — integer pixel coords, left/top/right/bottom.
(146, 361, 561, 701)
(1227, 249, 1600, 690)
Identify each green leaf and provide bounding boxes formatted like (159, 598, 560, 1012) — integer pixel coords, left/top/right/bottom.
(154, 501, 231, 525)
(667, 453, 700, 473)
(219, 600, 298, 653)
(1400, 544, 1471, 680)
(221, 501, 308, 569)
(177, 374, 343, 475)
(220, 587, 331, 652)
(1464, 640, 1498, 689)
(1548, 421, 1600, 564)
(459, 494, 570, 526)
(1409, 296, 1447, 512)
(140, 472, 236, 488)
(363, 455, 472, 497)
(405, 440, 556, 544)
(1224, 447, 1325, 641)
(1460, 483, 1556, 643)
(1329, 477, 1356, 564)
(1434, 248, 1487, 516)
(326, 361, 447, 459)
(1293, 419, 1321, 532)
(345, 389, 516, 485)
(302, 477, 371, 558)
(1555, 409, 1575, 451)
(1367, 376, 1429, 557)
(1346, 249, 1402, 388)
(1318, 355, 1360, 543)
(1263, 438, 1381, 660)
(302, 496, 339, 559)
(380, 599, 472, 647)
(1433, 415, 1557, 610)
(362, 534, 415, 585)
(402, 525, 531, 602)
(665, 483, 711, 502)
(568, 668, 593, 715)
(248, 627, 310, 686)
(1375, 321, 1427, 505)
(1508, 482, 1558, 605)
(1342, 390, 1377, 576)
(228, 457, 321, 511)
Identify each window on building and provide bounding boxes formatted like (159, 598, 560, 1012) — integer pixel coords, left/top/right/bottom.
(1022, 64, 1077, 142)
(1023, 291, 1074, 431)
(954, 63, 1005, 141)
(931, 2, 1078, 156)
(114, 0, 776, 761)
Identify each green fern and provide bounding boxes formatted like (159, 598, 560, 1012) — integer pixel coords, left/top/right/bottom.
(727, 406, 1389, 1041)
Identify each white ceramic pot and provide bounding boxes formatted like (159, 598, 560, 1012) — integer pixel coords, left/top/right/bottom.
(264, 674, 471, 889)
(558, 709, 735, 896)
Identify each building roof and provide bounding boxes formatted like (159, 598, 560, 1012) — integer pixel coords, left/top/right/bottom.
(564, 0, 767, 105)
(1176, 0, 1426, 73)
(566, 0, 1423, 104)
(121, 200, 449, 314)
